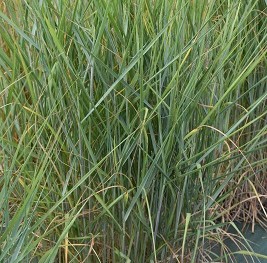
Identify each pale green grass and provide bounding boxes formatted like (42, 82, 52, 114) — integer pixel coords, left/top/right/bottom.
(0, 0, 266, 262)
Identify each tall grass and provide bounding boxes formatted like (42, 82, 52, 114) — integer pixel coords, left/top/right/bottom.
(0, 0, 266, 262)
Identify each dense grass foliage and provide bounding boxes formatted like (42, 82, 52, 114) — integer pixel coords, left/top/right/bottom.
(0, 0, 267, 262)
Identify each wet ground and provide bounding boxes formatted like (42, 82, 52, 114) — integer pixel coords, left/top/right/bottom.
(213, 222, 267, 263)
(227, 223, 267, 263)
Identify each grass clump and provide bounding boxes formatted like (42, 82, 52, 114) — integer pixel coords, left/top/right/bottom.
(0, 0, 266, 262)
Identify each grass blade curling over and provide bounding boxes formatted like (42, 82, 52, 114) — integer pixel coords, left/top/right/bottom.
(0, 0, 266, 262)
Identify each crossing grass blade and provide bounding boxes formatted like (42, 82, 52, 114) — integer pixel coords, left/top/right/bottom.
(0, 0, 266, 262)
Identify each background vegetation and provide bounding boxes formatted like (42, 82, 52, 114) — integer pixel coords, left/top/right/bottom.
(0, 0, 266, 262)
